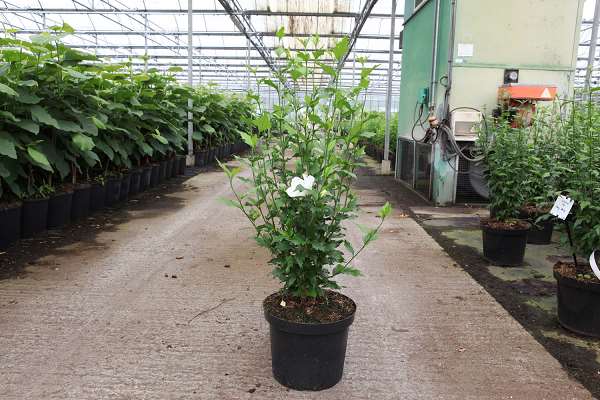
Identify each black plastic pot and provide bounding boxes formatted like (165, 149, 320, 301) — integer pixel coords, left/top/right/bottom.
(177, 155, 186, 175)
(89, 182, 106, 212)
(105, 176, 122, 206)
(208, 148, 216, 164)
(47, 191, 73, 229)
(140, 166, 152, 191)
(71, 184, 91, 221)
(158, 161, 167, 182)
(170, 158, 178, 178)
(166, 158, 174, 179)
(21, 197, 49, 238)
(554, 267, 600, 337)
(481, 221, 530, 266)
(120, 173, 131, 201)
(527, 220, 554, 245)
(130, 169, 142, 195)
(194, 151, 206, 167)
(150, 164, 160, 187)
(0, 202, 21, 248)
(264, 296, 356, 391)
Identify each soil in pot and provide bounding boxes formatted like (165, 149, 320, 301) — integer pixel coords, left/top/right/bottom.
(554, 261, 600, 337)
(71, 183, 91, 221)
(129, 169, 142, 195)
(140, 166, 152, 191)
(21, 197, 49, 238)
(158, 161, 167, 182)
(105, 175, 122, 206)
(89, 182, 106, 212)
(481, 219, 530, 267)
(0, 201, 22, 248)
(150, 164, 160, 187)
(263, 290, 356, 391)
(47, 188, 74, 229)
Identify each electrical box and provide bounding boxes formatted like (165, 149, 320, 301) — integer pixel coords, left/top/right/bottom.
(418, 87, 429, 105)
(451, 110, 482, 141)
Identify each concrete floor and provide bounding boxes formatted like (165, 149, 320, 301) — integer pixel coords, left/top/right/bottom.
(0, 164, 593, 399)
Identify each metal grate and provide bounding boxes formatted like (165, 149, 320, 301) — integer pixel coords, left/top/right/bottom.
(455, 147, 489, 204)
(397, 138, 415, 186)
(415, 142, 432, 199)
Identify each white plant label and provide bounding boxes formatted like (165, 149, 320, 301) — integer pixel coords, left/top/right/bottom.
(550, 195, 574, 220)
(591, 251, 600, 281)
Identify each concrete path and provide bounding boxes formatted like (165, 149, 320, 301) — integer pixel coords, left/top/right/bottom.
(0, 165, 592, 399)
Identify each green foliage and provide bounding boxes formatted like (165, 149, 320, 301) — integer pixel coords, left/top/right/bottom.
(223, 31, 391, 299)
(477, 94, 600, 256)
(359, 111, 398, 156)
(0, 28, 255, 200)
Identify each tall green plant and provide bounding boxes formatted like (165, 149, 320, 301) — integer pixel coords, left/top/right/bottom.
(222, 32, 391, 299)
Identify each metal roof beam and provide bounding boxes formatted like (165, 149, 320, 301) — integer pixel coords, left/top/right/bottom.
(336, 0, 380, 72)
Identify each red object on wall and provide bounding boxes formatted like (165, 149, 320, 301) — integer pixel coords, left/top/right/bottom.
(498, 84, 557, 126)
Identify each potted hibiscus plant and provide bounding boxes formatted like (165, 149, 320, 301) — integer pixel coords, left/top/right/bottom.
(478, 117, 531, 266)
(220, 31, 391, 390)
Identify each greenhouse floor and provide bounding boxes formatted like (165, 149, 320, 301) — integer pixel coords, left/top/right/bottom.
(0, 162, 592, 399)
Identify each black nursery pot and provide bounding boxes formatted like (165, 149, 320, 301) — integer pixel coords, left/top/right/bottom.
(0, 202, 21, 248)
(140, 166, 152, 191)
(47, 190, 73, 229)
(120, 173, 131, 201)
(21, 197, 49, 238)
(554, 268, 600, 337)
(200, 150, 209, 166)
(166, 158, 174, 179)
(71, 184, 91, 221)
(195, 152, 204, 167)
(89, 182, 106, 212)
(481, 221, 530, 267)
(158, 161, 167, 182)
(264, 297, 356, 391)
(170, 158, 178, 178)
(150, 164, 160, 187)
(129, 169, 142, 195)
(177, 155, 186, 175)
(527, 220, 554, 245)
(105, 176, 122, 206)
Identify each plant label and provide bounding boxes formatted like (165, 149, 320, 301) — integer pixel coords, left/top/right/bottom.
(591, 251, 600, 281)
(550, 195, 574, 220)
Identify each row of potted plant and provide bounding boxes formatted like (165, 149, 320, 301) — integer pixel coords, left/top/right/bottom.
(477, 91, 600, 336)
(0, 24, 255, 248)
(358, 111, 398, 167)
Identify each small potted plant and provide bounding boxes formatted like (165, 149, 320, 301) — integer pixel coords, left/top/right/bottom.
(478, 118, 531, 266)
(221, 31, 390, 390)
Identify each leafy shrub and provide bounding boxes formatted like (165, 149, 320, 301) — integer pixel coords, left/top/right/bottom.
(222, 32, 391, 299)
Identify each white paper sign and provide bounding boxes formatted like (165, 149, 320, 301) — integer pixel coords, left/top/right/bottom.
(457, 43, 474, 57)
(590, 251, 600, 281)
(550, 195, 574, 220)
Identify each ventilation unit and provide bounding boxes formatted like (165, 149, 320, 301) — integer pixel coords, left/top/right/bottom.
(451, 110, 482, 141)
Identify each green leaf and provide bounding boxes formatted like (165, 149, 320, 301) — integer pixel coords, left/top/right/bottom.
(15, 119, 39, 134)
(343, 240, 355, 255)
(275, 26, 285, 40)
(0, 132, 17, 159)
(240, 131, 258, 148)
(91, 116, 106, 130)
(27, 146, 53, 172)
(378, 201, 392, 218)
(317, 62, 337, 78)
(360, 131, 377, 138)
(30, 105, 59, 129)
(253, 113, 271, 132)
(0, 83, 17, 97)
(72, 133, 95, 152)
(151, 133, 168, 144)
(332, 37, 349, 61)
(219, 197, 241, 209)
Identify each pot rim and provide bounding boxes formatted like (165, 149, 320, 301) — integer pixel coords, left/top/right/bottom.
(480, 218, 531, 233)
(553, 262, 600, 293)
(0, 201, 22, 210)
(263, 292, 356, 336)
(23, 196, 49, 203)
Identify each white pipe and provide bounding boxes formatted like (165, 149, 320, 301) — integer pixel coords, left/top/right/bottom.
(384, 0, 397, 162)
(187, 0, 194, 160)
(585, 0, 600, 90)
(429, 0, 442, 111)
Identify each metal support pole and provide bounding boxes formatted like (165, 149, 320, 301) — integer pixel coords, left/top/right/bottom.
(352, 55, 356, 87)
(144, 14, 149, 72)
(382, 0, 397, 174)
(585, 0, 600, 90)
(247, 37, 251, 90)
(186, 0, 194, 166)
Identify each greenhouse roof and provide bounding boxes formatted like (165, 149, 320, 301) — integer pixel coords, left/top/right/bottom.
(1, 0, 599, 100)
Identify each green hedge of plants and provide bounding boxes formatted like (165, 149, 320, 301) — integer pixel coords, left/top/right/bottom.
(478, 92, 600, 255)
(0, 24, 254, 203)
(359, 111, 398, 159)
